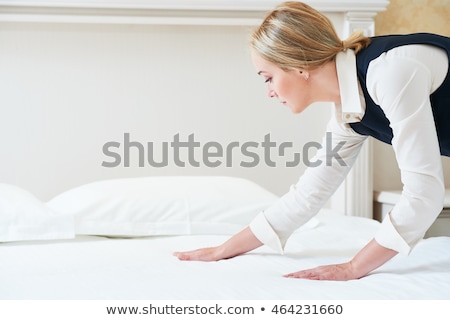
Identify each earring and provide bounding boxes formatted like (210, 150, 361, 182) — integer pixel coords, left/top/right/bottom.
(300, 70, 309, 80)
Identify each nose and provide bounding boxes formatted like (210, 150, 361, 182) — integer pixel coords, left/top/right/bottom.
(268, 89, 277, 98)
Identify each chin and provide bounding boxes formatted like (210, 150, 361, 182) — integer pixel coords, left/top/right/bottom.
(289, 105, 304, 114)
(289, 102, 310, 114)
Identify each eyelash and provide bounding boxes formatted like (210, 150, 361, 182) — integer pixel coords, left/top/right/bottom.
(265, 78, 272, 83)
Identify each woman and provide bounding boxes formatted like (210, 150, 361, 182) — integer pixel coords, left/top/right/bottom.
(174, 1, 450, 281)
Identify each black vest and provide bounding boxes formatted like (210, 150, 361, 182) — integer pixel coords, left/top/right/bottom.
(350, 33, 450, 156)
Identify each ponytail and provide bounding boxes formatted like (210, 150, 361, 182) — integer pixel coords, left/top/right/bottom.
(342, 31, 371, 54)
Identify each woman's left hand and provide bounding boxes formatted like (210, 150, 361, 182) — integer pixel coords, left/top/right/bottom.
(284, 239, 398, 281)
(283, 262, 359, 281)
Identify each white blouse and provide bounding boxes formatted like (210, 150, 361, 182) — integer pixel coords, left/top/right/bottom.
(249, 44, 449, 255)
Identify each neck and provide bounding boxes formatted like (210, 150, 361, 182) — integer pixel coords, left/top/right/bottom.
(311, 60, 341, 105)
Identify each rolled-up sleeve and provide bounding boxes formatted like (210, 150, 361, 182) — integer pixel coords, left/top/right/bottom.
(367, 51, 446, 255)
(249, 115, 367, 253)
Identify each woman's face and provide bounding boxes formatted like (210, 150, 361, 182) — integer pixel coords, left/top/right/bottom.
(251, 51, 312, 114)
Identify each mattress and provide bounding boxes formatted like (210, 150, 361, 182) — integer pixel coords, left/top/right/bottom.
(1, 210, 449, 300)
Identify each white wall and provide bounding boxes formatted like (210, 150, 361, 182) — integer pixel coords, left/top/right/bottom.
(0, 0, 389, 218)
(0, 22, 330, 200)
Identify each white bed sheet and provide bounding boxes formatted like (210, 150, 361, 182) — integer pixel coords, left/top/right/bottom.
(1, 210, 449, 300)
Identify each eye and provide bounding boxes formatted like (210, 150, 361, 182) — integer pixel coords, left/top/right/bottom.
(264, 77, 272, 83)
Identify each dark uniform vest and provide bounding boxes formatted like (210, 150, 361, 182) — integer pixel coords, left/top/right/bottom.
(350, 33, 450, 156)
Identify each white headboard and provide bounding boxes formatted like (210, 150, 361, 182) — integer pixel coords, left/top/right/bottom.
(0, 0, 389, 217)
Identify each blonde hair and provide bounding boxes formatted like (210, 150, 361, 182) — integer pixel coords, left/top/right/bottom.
(251, 1, 370, 70)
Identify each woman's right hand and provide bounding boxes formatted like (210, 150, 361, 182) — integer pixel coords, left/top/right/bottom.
(173, 226, 263, 262)
(173, 247, 224, 261)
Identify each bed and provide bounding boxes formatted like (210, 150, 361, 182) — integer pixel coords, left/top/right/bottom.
(1, 176, 450, 300)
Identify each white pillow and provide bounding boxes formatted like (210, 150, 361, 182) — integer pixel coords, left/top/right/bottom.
(47, 176, 279, 236)
(0, 183, 74, 242)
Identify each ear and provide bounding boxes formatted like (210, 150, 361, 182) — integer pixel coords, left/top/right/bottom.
(299, 70, 309, 80)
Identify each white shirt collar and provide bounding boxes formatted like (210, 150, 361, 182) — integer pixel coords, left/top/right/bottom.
(335, 49, 365, 122)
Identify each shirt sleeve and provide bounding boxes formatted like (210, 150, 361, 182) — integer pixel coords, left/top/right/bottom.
(249, 113, 367, 253)
(366, 51, 446, 255)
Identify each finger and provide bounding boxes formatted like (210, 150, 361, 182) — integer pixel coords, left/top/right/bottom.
(283, 267, 328, 280)
(283, 270, 312, 279)
(173, 251, 196, 260)
(173, 248, 215, 261)
(173, 252, 187, 260)
(285, 272, 325, 280)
